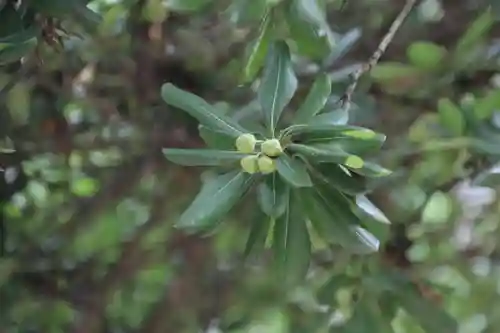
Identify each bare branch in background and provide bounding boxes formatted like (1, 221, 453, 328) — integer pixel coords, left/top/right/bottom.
(340, 0, 420, 110)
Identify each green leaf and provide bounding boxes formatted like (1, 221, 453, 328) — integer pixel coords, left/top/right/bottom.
(370, 62, 420, 81)
(244, 210, 272, 258)
(161, 83, 245, 137)
(323, 28, 361, 66)
(198, 125, 235, 150)
(406, 41, 447, 70)
(308, 109, 348, 126)
(275, 154, 312, 187)
(286, 0, 335, 59)
(473, 89, 500, 120)
(258, 41, 298, 134)
(313, 164, 368, 195)
(437, 98, 465, 135)
(272, 192, 311, 285)
(257, 173, 290, 218)
(351, 161, 392, 178)
(162, 148, 247, 166)
(283, 124, 383, 143)
(242, 10, 273, 83)
(294, 73, 332, 123)
(287, 143, 350, 164)
(177, 171, 255, 230)
(455, 8, 495, 54)
(298, 186, 379, 253)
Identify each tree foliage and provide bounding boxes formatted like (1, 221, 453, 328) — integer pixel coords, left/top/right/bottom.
(1, 0, 500, 332)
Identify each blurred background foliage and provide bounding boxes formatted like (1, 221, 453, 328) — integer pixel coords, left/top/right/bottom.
(1, 0, 500, 332)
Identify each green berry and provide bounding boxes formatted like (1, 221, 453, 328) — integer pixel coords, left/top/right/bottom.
(240, 155, 259, 174)
(257, 155, 276, 174)
(235, 133, 257, 153)
(261, 139, 283, 157)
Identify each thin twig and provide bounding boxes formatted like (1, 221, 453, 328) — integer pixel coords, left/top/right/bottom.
(340, 0, 420, 110)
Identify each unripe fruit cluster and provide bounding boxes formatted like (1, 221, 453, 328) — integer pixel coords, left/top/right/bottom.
(235, 134, 284, 174)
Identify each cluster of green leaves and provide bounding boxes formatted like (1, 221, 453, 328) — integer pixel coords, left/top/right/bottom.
(0, 0, 101, 66)
(162, 32, 392, 286)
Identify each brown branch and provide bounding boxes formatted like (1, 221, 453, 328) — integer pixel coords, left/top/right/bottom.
(340, 0, 420, 110)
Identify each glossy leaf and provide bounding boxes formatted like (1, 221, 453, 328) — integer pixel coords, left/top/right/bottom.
(437, 98, 465, 135)
(350, 161, 392, 178)
(313, 164, 368, 195)
(275, 154, 312, 187)
(283, 124, 383, 143)
(176, 171, 254, 230)
(258, 41, 297, 134)
(294, 73, 332, 123)
(272, 193, 311, 286)
(257, 173, 290, 218)
(162, 148, 247, 166)
(406, 41, 447, 70)
(161, 83, 245, 138)
(242, 10, 272, 82)
(299, 186, 379, 253)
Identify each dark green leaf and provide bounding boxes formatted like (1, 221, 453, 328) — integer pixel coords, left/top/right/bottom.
(244, 210, 272, 258)
(292, 0, 327, 28)
(177, 171, 255, 230)
(308, 109, 348, 126)
(298, 186, 379, 253)
(323, 28, 362, 67)
(275, 154, 312, 187)
(161, 83, 246, 138)
(272, 193, 311, 286)
(198, 125, 235, 150)
(437, 98, 465, 135)
(351, 161, 392, 178)
(257, 173, 290, 218)
(294, 73, 332, 123)
(313, 164, 368, 195)
(473, 89, 500, 120)
(287, 143, 350, 164)
(242, 10, 273, 82)
(406, 41, 447, 70)
(258, 41, 297, 134)
(162, 148, 247, 166)
(283, 124, 383, 143)
(287, 0, 335, 59)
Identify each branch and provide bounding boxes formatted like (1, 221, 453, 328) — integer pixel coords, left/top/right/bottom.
(340, 0, 420, 110)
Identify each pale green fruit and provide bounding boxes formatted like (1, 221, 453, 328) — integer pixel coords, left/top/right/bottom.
(240, 155, 259, 174)
(235, 133, 257, 153)
(261, 139, 283, 157)
(257, 155, 276, 174)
